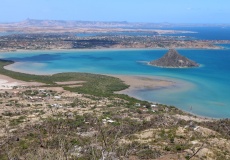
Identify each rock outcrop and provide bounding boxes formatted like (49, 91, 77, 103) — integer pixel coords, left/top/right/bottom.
(149, 49, 199, 68)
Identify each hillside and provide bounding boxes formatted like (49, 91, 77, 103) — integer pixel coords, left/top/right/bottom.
(150, 49, 199, 68)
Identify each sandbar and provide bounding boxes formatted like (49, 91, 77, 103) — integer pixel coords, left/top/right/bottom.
(110, 75, 176, 95)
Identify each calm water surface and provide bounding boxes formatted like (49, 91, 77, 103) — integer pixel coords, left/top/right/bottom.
(1, 47, 230, 118)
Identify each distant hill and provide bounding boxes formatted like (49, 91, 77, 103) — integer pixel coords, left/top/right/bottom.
(15, 19, 131, 28)
(1, 19, 229, 29)
(149, 49, 199, 68)
(0, 19, 144, 29)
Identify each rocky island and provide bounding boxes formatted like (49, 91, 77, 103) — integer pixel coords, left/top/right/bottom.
(149, 49, 199, 68)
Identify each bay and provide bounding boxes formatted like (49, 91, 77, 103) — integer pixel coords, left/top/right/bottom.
(1, 48, 230, 118)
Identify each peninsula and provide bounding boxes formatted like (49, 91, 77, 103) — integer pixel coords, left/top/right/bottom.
(149, 49, 199, 68)
(1, 19, 230, 52)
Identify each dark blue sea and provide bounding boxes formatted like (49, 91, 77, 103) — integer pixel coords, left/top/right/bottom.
(160, 26, 230, 40)
(77, 26, 230, 40)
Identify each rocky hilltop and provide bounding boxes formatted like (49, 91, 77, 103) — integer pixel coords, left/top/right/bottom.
(149, 49, 199, 68)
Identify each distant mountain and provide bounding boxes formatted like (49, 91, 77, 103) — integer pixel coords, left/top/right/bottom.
(149, 49, 199, 68)
(8, 19, 133, 28)
(1, 19, 229, 29)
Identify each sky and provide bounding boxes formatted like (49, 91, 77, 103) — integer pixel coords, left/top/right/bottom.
(1, 0, 230, 23)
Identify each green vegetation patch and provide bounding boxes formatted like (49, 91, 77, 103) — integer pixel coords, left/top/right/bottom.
(0, 60, 129, 96)
(10, 116, 26, 126)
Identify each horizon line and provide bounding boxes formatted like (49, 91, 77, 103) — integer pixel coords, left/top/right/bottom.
(0, 19, 230, 25)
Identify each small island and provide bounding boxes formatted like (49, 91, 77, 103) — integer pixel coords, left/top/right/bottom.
(149, 49, 199, 68)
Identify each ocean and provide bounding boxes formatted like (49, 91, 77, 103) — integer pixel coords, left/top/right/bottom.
(0, 27, 230, 118)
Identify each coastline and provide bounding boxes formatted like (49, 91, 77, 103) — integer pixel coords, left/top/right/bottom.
(147, 62, 201, 68)
(0, 74, 43, 89)
(0, 60, 216, 121)
(109, 74, 219, 121)
(0, 54, 224, 120)
(3, 62, 53, 75)
(108, 74, 211, 118)
(0, 48, 169, 54)
(0, 45, 225, 54)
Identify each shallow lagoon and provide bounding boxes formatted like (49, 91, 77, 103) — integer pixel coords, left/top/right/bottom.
(1, 48, 230, 118)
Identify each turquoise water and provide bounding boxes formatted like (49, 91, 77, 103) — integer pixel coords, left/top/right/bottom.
(1, 47, 230, 118)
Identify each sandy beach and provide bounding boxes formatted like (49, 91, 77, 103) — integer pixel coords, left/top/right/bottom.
(0, 74, 43, 89)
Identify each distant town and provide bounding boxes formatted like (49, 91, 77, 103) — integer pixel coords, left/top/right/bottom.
(1, 33, 230, 52)
(0, 19, 230, 52)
